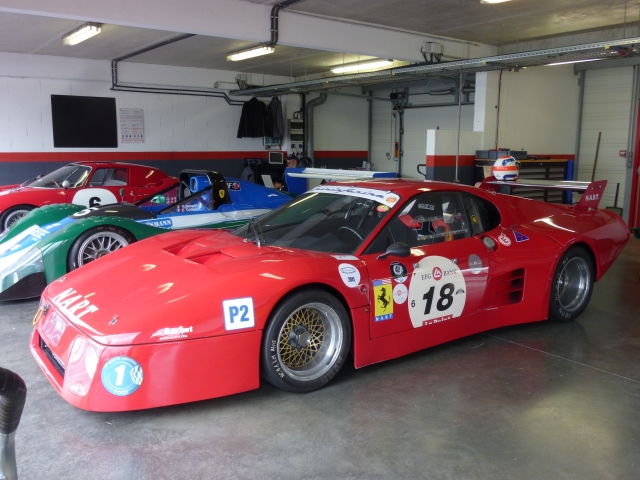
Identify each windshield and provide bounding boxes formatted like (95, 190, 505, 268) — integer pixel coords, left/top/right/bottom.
(232, 191, 395, 254)
(30, 165, 91, 189)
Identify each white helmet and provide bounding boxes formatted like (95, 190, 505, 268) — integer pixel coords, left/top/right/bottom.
(492, 156, 519, 181)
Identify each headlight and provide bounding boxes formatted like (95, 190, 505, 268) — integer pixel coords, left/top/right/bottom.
(41, 310, 66, 348)
(0, 247, 43, 293)
(64, 336, 100, 397)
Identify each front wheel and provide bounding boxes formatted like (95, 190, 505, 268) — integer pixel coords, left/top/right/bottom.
(548, 246, 594, 322)
(261, 289, 351, 392)
(67, 226, 135, 271)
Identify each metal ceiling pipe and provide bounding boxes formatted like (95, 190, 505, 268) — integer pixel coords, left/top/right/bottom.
(269, 0, 306, 47)
(305, 93, 328, 159)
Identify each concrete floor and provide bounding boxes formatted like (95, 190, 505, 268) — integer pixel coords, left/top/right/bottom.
(1, 241, 639, 480)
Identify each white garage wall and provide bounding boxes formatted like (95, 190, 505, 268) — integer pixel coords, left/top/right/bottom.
(479, 66, 580, 154)
(0, 52, 299, 154)
(577, 66, 634, 209)
(370, 90, 475, 175)
(312, 89, 368, 152)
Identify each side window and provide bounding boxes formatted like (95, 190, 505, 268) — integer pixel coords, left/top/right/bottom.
(88, 169, 110, 186)
(365, 192, 470, 253)
(461, 193, 501, 235)
(106, 168, 128, 186)
(89, 168, 129, 187)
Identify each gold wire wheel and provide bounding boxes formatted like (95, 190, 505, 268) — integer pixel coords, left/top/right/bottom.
(279, 307, 324, 368)
(276, 302, 344, 382)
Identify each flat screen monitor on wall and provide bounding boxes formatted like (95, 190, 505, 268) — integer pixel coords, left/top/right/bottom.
(51, 95, 118, 148)
(269, 151, 284, 164)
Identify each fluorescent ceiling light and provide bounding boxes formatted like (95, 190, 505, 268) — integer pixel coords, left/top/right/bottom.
(227, 46, 275, 61)
(545, 58, 604, 66)
(62, 23, 102, 45)
(331, 59, 393, 74)
(480, 0, 512, 4)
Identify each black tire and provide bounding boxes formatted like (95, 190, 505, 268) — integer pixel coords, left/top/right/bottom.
(1, 205, 35, 230)
(548, 246, 594, 322)
(261, 289, 351, 392)
(67, 225, 135, 271)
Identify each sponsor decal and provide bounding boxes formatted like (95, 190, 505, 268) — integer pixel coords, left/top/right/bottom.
(338, 263, 361, 288)
(51, 288, 98, 322)
(390, 261, 408, 283)
(373, 279, 393, 321)
(585, 194, 599, 202)
(311, 185, 400, 207)
(513, 230, 529, 243)
(151, 325, 193, 341)
(376, 205, 390, 212)
(468, 254, 483, 275)
(219, 190, 225, 199)
(498, 233, 511, 246)
(393, 283, 408, 305)
(408, 256, 466, 328)
(418, 203, 435, 210)
(227, 181, 241, 191)
(470, 214, 480, 226)
(101, 356, 144, 396)
(136, 218, 173, 229)
(331, 255, 359, 261)
(223, 297, 255, 331)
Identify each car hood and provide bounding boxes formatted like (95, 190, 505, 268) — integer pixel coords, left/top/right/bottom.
(42, 230, 368, 346)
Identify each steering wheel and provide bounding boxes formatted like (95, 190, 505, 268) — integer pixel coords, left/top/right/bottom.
(337, 226, 364, 244)
(50, 180, 60, 188)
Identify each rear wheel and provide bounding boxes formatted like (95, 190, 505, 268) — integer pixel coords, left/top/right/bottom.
(548, 246, 594, 322)
(67, 226, 135, 271)
(261, 289, 351, 392)
(1, 205, 35, 230)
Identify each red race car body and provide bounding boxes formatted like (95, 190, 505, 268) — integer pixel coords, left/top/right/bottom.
(31, 179, 629, 411)
(0, 162, 176, 230)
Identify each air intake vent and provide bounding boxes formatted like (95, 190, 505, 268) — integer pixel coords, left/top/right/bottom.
(485, 268, 525, 309)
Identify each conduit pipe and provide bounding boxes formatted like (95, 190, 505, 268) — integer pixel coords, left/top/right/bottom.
(305, 93, 328, 158)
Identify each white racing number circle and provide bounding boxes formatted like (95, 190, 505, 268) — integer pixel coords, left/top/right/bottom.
(408, 256, 466, 328)
(72, 189, 118, 208)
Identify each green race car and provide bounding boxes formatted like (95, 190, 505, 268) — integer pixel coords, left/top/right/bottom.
(0, 170, 291, 301)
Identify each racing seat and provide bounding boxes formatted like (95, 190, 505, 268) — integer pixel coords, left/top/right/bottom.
(208, 172, 232, 210)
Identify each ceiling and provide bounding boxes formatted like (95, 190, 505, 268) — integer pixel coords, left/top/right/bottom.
(244, 0, 640, 46)
(0, 0, 638, 79)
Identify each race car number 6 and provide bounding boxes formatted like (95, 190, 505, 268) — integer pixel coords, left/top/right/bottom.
(407, 256, 466, 328)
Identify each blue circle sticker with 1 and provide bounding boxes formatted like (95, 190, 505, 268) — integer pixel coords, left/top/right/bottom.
(101, 356, 144, 396)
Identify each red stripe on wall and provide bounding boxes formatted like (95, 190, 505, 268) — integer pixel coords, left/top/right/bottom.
(0, 151, 285, 163)
(313, 151, 368, 158)
(426, 155, 476, 167)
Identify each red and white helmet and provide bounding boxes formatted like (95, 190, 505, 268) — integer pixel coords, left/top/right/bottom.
(492, 156, 519, 181)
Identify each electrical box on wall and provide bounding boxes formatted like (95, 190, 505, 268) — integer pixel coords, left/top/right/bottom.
(288, 119, 304, 142)
(423, 42, 443, 54)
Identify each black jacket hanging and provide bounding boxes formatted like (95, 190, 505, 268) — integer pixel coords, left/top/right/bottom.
(268, 96, 284, 139)
(237, 97, 270, 138)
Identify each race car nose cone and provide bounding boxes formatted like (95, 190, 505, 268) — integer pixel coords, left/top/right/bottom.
(289, 326, 311, 349)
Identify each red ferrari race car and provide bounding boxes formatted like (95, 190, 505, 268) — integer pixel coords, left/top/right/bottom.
(30, 178, 629, 411)
(0, 162, 176, 230)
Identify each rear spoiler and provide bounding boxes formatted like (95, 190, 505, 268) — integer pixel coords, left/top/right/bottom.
(479, 176, 607, 210)
(286, 167, 397, 181)
(285, 167, 397, 196)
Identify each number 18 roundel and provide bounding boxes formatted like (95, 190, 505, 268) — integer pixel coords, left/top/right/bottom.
(408, 256, 467, 328)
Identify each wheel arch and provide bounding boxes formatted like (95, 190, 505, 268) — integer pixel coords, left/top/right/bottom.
(262, 282, 355, 354)
(561, 241, 598, 280)
(66, 223, 138, 272)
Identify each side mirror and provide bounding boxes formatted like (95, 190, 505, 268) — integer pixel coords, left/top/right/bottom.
(61, 180, 70, 189)
(151, 195, 166, 205)
(377, 242, 410, 260)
